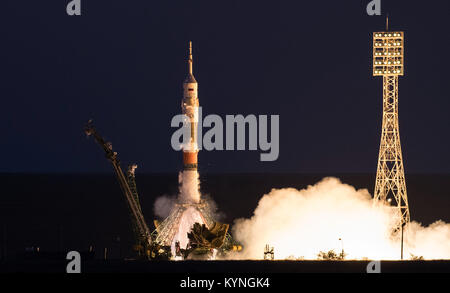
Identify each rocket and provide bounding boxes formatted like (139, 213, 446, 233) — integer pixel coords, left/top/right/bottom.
(182, 41, 199, 171)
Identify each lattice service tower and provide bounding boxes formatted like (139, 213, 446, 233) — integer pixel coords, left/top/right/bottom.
(372, 25, 410, 229)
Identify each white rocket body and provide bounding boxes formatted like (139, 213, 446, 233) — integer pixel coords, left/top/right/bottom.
(182, 42, 199, 171)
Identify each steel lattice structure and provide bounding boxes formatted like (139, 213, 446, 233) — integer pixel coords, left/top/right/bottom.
(372, 30, 410, 229)
(152, 201, 214, 247)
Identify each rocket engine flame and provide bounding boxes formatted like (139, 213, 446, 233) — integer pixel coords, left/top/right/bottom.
(231, 177, 450, 260)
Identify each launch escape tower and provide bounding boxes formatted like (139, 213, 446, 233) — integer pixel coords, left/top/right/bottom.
(372, 20, 410, 230)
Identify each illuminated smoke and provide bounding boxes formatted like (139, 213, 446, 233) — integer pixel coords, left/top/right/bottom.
(406, 220, 450, 259)
(231, 177, 450, 260)
(171, 206, 206, 252)
(170, 170, 208, 255)
(153, 171, 201, 219)
(153, 170, 210, 256)
(202, 193, 226, 222)
(153, 195, 176, 219)
(178, 170, 201, 203)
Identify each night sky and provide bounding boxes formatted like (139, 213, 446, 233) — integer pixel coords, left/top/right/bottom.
(1, 0, 449, 174)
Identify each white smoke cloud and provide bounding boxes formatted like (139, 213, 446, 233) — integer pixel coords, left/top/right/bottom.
(171, 206, 206, 252)
(178, 170, 201, 203)
(154, 170, 224, 256)
(202, 193, 226, 222)
(231, 177, 450, 260)
(153, 195, 176, 219)
(154, 171, 201, 218)
(406, 220, 450, 259)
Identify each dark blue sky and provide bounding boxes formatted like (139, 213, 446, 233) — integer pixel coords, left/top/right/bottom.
(1, 0, 449, 173)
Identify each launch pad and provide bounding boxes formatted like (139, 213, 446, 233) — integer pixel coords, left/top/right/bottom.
(85, 42, 241, 261)
(86, 120, 239, 261)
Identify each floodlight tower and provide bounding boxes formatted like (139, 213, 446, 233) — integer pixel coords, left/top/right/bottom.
(372, 22, 410, 230)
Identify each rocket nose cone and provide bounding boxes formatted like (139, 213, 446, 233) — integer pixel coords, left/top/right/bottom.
(184, 74, 197, 84)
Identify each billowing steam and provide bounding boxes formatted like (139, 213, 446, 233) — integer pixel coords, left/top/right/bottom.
(153, 195, 176, 219)
(153, 171, 202, 219)
(202, 193, 226, 222)
(153, 175, 449, 260)
(232, 177, 450, 260)
(154, 170, 212, 255)
(405, 220, 450, 260)
(178, 170, 201, 203)
(153, 171, 204, 219)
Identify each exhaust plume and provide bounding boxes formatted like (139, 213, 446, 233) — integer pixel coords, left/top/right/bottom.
(178, 170, 201, 203)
